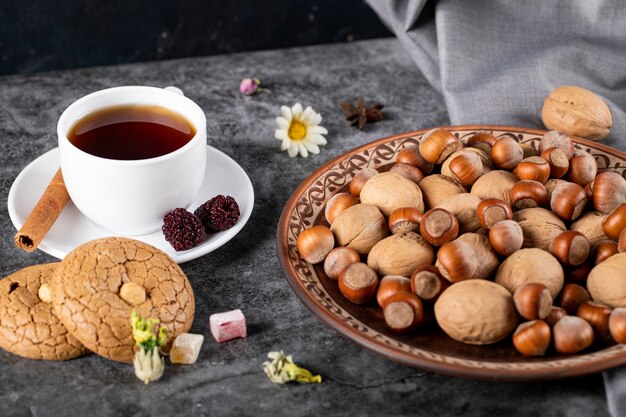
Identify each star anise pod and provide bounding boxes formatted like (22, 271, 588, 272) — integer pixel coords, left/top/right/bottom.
(339, 97, 384, 129)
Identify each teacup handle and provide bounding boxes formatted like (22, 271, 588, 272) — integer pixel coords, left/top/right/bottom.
(164, 86, 184, 96)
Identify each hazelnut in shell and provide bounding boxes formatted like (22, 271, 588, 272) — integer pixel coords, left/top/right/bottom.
(389, 163, 424, 185)
(538, 131, 576, 159)
(376, 275, 412, 308)
(513, 283, 553, 320)
(556, 283, 591, 315)
(546, 306, 567, 326)
(418, 174, 466, 210)
(550, 182, 588, 221)
(609, 308, 626, 344)
(587, 253, 626, 308)
(491, 137, 524, 171)
(541, 86, 612, 141)
(359, 172, 425, 217)
(297, 225, 335, 264)
(509, 180, 548, 210)
(541, 147, 569, 179)
(410, 265, 448, 303)
(435, 240, 478, 283)
(495, 248, 564, 298)
(435, 193, 482, 233)
(467, 131, 498, 155)
(549, 231, 590, 267)
(324, 246, 360, 280)
(434, 280, 518, 345)
(419, 208, 459, 247)
(513, 208, 566, 251)
(418, 129, 462, 164)
(338, 262, 379, 304)
(325, 193, 359, 225)
(349, 168, 377, 196)
(570, 211, 609, 249)
(476, 198, 513, 231)
(594, 240, 618, 265)
(544, 179, 568, 201)
(565, 262, 593, 285)
(441, 148, 493, 178)
(367, 232, 434, 278)
(330, 203, 388, 255)
(593, 171, 626, 214)
(513, 157, 550, 183)
(567, 151, 598, 187)
(577, 301, 612, 341)
(396, 144, 434, 174)
(383, 291, 424, 333)
(489, 220, 524, 257)
(388, 207, 422, 235)
(448, 153, 483, 187)
(455, 233, 500, 280)
(471, 170, 518, 206)
(513, 320, 551, 357)
(602, 203, 626, 240)
(553, 316, 594, 354)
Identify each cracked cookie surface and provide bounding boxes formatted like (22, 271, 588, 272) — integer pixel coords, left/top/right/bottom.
(0, 263, 88, 360)
(51, 237, 195, 363)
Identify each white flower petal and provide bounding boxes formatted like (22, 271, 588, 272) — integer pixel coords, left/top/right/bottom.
(311, 125, 328, 135)
(298, 142, 308, 158)
(311, 134, 327, 145)
(275, 117, 289, 130)
(281, 106, 292, 121)
(275, 129, 287, 140)
(304, 141, 320, 154)
(287, 143, 299, 158)
(291, 103, 303, 118)
(309, 112, 322, 126)
(281, 137, 291, 150)
(299, 107, 315, 124)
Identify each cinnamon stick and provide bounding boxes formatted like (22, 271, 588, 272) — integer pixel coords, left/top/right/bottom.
(14, 168, 70, 252)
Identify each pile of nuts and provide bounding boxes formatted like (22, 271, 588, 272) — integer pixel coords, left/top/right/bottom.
(296, 128, 626, 356)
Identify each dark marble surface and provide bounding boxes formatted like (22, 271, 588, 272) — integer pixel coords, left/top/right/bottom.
(0, 38, 610, 416)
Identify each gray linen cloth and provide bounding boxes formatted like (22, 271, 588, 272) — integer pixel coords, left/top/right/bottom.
(366, 0, 626, 415)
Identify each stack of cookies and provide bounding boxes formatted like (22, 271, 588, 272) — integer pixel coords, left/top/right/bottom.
(0, 237, 195, 362)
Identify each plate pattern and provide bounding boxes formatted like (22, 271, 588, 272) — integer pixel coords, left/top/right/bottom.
(279, 126, 626, 379)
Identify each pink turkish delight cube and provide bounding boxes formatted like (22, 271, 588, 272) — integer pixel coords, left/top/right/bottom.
(210, 309, 247, 342)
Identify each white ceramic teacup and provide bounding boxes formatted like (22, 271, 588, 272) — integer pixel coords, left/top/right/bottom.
(58, 86, 207, 235)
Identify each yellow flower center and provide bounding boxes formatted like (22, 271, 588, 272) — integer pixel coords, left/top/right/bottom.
(288, 120, 307, 141)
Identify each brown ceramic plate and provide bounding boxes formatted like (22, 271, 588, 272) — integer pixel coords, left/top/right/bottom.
(277, 125, 626, 381)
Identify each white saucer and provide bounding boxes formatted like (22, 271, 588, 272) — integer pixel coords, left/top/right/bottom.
(7, 146, 254, 263)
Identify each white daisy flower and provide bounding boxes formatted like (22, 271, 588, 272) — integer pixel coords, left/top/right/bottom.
(275, 103, 328, 158)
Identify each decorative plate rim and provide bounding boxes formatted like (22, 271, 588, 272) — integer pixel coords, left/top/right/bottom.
(277, 124, 626, 381)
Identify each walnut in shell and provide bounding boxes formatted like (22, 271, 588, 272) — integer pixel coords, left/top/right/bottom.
(418, 174, 466, 209)
(435, 193, 482, 233)
(495, 248, 564, 298)
(330, 203, 388, 255)
(570, 211, 609, 249)
(541, 86, 612, 141)
(434, 280, 518, 345)
(587, 253, 626, 307)
(471, 170, 517, 205)
(359, 172, 424, 217)
(513, 207, 566, 251)
(367, 232, 434, 277)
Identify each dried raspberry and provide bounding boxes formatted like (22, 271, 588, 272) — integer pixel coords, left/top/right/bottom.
(162, 208, 206, 251)
(195, 195, 240, 232)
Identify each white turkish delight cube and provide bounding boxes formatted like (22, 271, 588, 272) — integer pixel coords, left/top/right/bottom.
(170, 333, 204, 364)
(210, 309, 247, 343)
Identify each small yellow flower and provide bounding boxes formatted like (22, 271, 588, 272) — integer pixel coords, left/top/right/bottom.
(275, 103, 328, 158)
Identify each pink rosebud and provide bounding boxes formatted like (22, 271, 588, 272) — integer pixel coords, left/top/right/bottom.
(240, 78, 261, 95)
